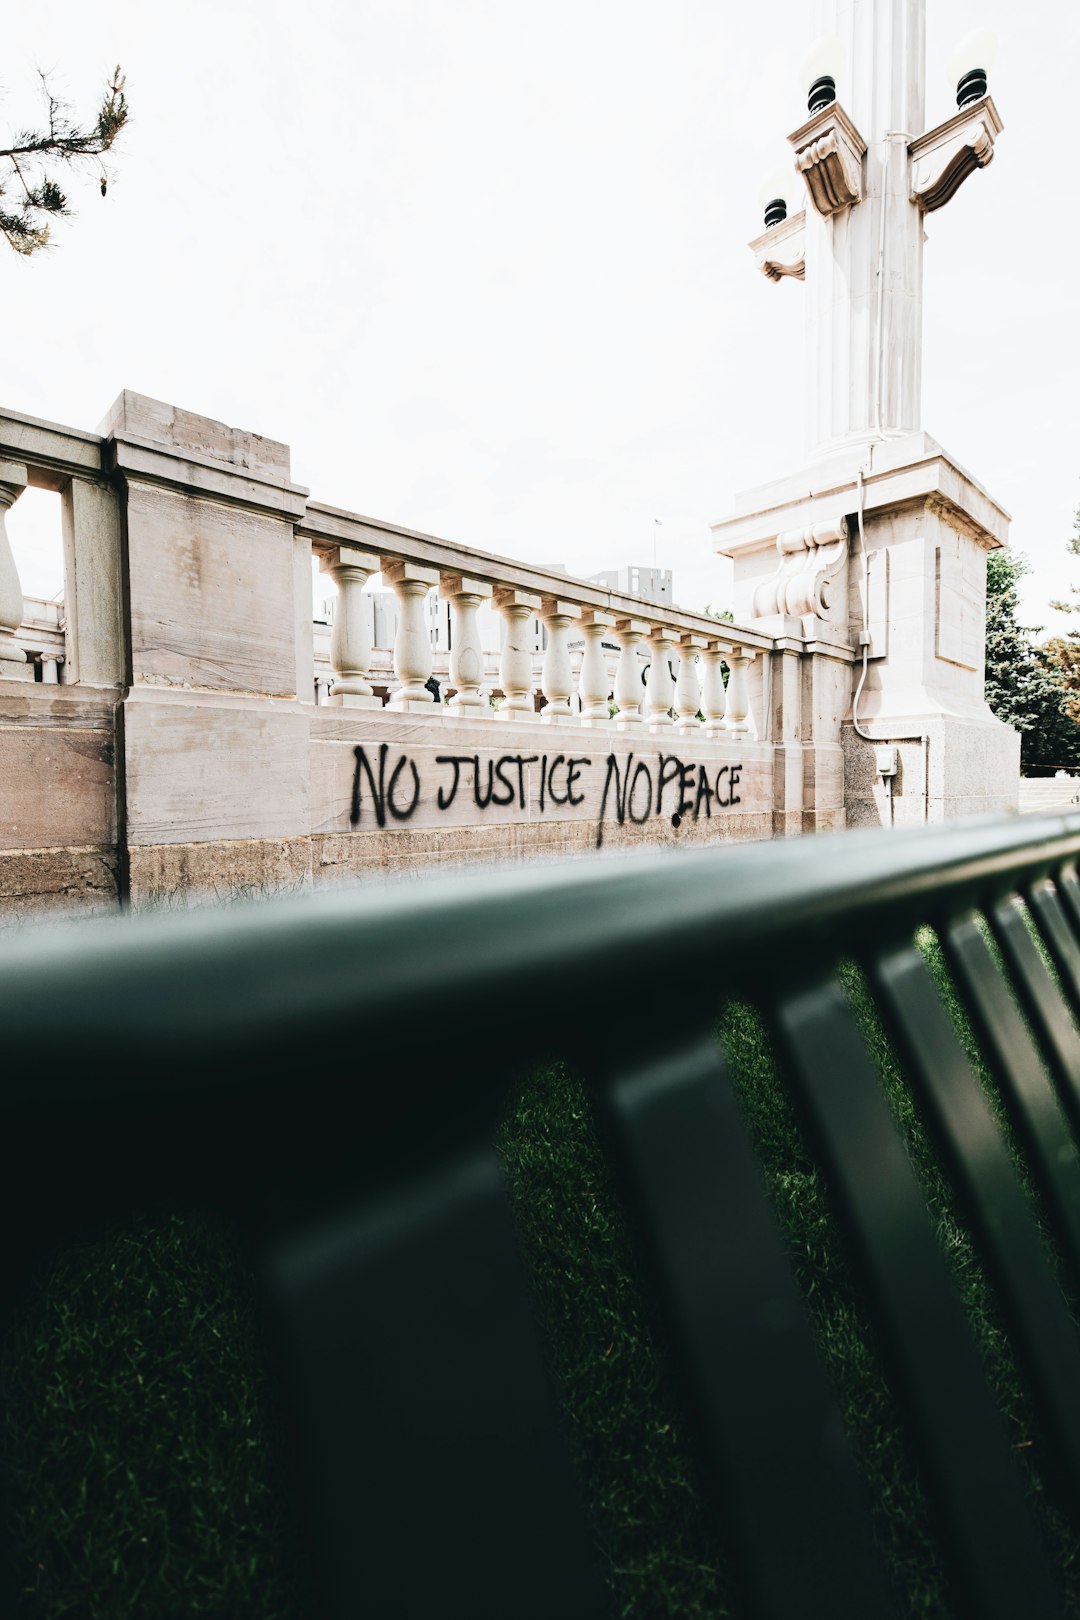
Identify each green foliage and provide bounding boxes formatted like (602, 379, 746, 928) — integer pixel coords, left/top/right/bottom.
(0, 68, 128, 254)
(984, 548, 1080, 771)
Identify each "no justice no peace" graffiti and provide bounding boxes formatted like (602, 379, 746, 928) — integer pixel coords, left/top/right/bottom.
(350, 743, 745, 848)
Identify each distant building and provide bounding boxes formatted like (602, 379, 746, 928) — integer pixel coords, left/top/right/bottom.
(587, 565, 672, 607)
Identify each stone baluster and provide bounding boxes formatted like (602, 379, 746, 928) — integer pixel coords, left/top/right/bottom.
(0, 464, 32, 681)
(578, 609, 615, 726)
(540, 597, 581, 724)
(441, 573, 493, 716)
(40, 652, 64, 685)
(645, 625, 677, 732)
(674, 635, 706, 734)
(319, 545, 382, 708)
(701, 643, 727, 738)
(613, 618, 648, 730)
(494, 588, 541, 721)
(725, 650, 751, 736)
(383, 560, 440, 712)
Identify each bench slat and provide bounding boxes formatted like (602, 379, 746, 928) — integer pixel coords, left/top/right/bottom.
(943, 912, 1080, 1287)
(773, 979, 1060, 1620)
(872, 940, 1080, 1504)
(262, 1143, 608, 1620)
(607, 1032, 894, 1619)
(989, 896, 1080, 1137)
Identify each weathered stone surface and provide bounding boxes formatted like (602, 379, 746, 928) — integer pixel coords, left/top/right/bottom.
(127, 837, 312, 909)
(842, 714, 1018, 829)
(122, 695, 309, 845)
(0, 848, 118, 918)
(312, 810, 773, 886)
(0, 703, 114, 849)
(101, 391, 292, 481)
(125, 483, 300, 696)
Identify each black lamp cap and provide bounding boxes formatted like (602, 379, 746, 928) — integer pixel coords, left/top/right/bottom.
(808, 75, 836, 115)
(956, 67, 988, 108)
(764, 198, 788, 229)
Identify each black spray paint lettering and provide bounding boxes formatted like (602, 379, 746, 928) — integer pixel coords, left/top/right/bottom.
(436, 753, 591, 814)
(351, 744, 422, 827)
(597, 753, 655, 846)
(597, 752, 743, 846)
(352, 744, 740, 843)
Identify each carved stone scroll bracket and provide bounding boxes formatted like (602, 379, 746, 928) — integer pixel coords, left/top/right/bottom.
(910, 96, 1002, 214)
(789, 102, 867, 218)
(752, 517, 850, 623)
(749, 210, 806, 283)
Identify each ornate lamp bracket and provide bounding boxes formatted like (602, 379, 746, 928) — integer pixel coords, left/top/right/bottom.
(910, 95, 1003, 213)
(789, 103, 867, 217)
(749, 210, 806, 282)
(752, 517, 850, 620)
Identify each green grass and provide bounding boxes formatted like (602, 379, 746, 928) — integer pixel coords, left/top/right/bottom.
(497, 1063, 730, 1619)
(4, 913, 1080, 1617)
(1, 1214, 301, 1620)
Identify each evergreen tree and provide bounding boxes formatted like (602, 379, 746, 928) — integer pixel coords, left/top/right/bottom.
(984, 548, 1080, 772)
(1, 68, 128, 254)
(1046, 505, 1080, 724)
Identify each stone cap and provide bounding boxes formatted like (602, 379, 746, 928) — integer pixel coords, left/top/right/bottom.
(100, 391, 308, 518)
(99, 392, 292, 480)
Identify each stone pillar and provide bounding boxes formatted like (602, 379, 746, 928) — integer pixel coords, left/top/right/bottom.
(0, 464, 32, 681)
(40, 653, 64, 685)
(100, 389, 314, 904)
(60, 477, 125, 687)
(645, 626, 676, 733)
(613, 618, 648, 731)
(540, 598, 581, 724)
(319, 546, 382, 708)
(674, 636, 705, 734)
(494, 588, 541, 721)
(442, 574, 493, 716)
(701, 644, 727, 739)
(578, 610, 615, 727)
(384, 560, 440, 713)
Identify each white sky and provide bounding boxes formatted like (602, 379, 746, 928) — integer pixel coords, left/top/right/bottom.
(3, 0, 1078, 634)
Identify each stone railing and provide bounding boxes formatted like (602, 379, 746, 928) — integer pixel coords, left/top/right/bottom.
(300, 504, 775, 738)
(0, 391, 854, 914)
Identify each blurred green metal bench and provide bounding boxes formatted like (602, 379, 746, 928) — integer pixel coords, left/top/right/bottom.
(4, 812, 1080, 1618)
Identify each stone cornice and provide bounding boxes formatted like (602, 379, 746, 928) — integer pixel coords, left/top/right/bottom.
(749, 210, 806, 282)
(0, 408, 103, 491)
(100, 390, 309, 521)
(788, 101, 867, 217)
(712, 434, 1009, 557)
(910, 95, 1002, 214)
(104, 432, 310, 519)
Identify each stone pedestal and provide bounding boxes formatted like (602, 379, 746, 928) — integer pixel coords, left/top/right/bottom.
(713, 432, 1019, 825)
(101, 391, 315, 901)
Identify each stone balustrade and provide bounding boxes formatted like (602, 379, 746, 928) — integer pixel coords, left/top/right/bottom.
(0, 391, 856, 917)
(299, 502, 775, 733)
